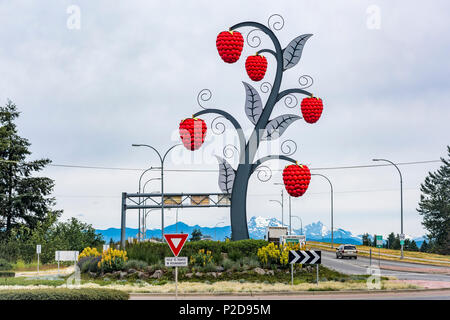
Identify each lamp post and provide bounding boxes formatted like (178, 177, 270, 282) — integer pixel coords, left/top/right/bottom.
(132, 143, 182, 241)
(141, 178, 161, 240)
(311, 173, 334, 248)
(373, 158, 404, 259)
(292, 215, 303, 235)
(137, 167, 155, 242)
(214, 221, 224, 240)
(275, 183, 293, 234)
(269, 199, 283, 227)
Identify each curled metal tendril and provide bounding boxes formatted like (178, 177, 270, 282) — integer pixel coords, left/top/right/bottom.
(256, 165, 273, 182)
(197, 88, 212, 110)
(281, 139, 298, 156)
(267, 14, 285, 31)
(211, 116, 226, 135)
(298, 75, 314, 90)
(246, 29, 263, 48)
(260, 82, 272, 94)
(223, 144, 239, 160)
(283, 94, 298, 109)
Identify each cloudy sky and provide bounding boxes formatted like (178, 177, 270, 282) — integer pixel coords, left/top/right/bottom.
(1, 1, 449, 238)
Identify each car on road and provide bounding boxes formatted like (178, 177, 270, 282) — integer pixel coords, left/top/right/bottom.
(336, 244, 358, 259)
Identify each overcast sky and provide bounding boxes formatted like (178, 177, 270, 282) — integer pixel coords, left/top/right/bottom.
(1, 1, 449, 237)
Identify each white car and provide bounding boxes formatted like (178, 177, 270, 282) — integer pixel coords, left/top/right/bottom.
(336, 245, 358, 259)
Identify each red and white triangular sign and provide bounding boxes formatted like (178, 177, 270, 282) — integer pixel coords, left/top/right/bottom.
(164, 233, 189, 257)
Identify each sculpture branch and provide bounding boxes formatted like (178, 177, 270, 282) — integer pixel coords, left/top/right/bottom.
(250, 155, 297, 175)
(193, 108, 246, 162)
(277, 88, 313, 103)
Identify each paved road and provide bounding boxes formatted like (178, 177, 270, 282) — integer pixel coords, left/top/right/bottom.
(130, 289, 450, 300)
(317, 249, 450, 282)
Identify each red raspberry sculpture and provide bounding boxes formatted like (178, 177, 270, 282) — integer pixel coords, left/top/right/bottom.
(282, 164, 311, 197)
(216, 31, 244, 63)
(179, 118, 207, 151)
(245, 54, 268, 81)
(301, 97, 323, 124)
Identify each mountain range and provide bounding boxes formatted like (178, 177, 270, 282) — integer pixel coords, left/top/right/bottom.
(95, 216, 425, 246)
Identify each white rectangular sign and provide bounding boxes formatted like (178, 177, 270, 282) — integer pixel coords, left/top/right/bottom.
(399, 234, 405, 240)
(165, 256, 188, 267)
(55, 251, 79, 262)
(36, 245, 41, 254)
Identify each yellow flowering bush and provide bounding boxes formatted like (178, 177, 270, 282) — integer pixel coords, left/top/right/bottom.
(190, 249, 213, 267)
(97, 248, 128, 272)
(78, 247, 101, 261)
(257, 242, 301, 267)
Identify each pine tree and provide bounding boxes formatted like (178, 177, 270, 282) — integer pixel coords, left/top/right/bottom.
(0, 100, 60, 239)
(420, 240, 429, 252)
(417, 146, 450, 254)
(362, 233, 370, 246)
(190, 228, 203, 241)
(387, 232, 396, 249)
(408, 240, 419, 252)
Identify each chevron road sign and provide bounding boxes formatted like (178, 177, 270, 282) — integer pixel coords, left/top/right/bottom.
(288, 250, 321, 264)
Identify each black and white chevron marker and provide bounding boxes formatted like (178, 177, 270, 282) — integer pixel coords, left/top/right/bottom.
(288, 250, 321, 264)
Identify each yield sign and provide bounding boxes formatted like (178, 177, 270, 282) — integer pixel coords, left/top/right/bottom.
(164, 234, 189, 257)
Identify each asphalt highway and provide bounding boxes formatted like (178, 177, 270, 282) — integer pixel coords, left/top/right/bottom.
(316, 249, 450, 282)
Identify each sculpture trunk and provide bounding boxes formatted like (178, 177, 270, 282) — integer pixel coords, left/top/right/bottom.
(230, 163, 251, 240)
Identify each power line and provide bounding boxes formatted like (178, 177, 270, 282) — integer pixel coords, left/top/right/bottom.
(0, 158, 441, 172)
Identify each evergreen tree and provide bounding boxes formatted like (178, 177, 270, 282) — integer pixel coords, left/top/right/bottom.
(420, 240, 429, 252)
(190, 228, 202, 241)
(408, 240, 419, 252)
(0, 101, 60, 239)
(387, 232, 396, 249)
(362, 233, 370, 246)
(392, 234, 401, 250)
(417, 146, 450, 254)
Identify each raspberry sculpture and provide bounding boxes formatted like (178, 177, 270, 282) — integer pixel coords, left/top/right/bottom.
(179, 118, 207, 151)
(300, 97, 323, 124)
(216, 31, 244, 63)
(282, 164, 311, 197)
(245, 54, 268, 81)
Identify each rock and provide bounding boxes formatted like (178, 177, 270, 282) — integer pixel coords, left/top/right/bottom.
(217, 272, 222, 277)
(266, 270, 274, 276)
(195, 272, 203, 277)
(207, 272, 217, 278)
(90, 272, 99, 278)
(127, 268, 137, 274)
(119, 271, 127, 279)
(151, 270, 163, 279)
(185, 273, 193, 279)
(137, 271, 147, 279)
(253, 268, 265, 275)
(215, 266, 225, 272)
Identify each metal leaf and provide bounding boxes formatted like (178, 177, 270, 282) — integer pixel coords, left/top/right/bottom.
(215, 156, 235, 194)
(243, 82, 263, 125)
(282, 34, 312, 70)
(261, 114, 301, 140)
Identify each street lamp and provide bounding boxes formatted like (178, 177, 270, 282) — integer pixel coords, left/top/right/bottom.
(274, 183, 292, 234)
(311, 173, 334, 248)
(137, 167, 155, 242)
(269, 199, 283, 227)
(132, 143, 182, 241)
(214, 221, 225, 240)
(141, 178, 162, 240)
(373, 158, 404, 259)
(292, 215, 303, 235)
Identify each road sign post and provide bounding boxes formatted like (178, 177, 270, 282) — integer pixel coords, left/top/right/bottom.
(289, 250, 321, 285)
(164, 234, 189, 299)
(36, 245, 41, 275)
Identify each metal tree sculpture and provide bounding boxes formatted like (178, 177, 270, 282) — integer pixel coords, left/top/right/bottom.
(181, 15, 323, 240)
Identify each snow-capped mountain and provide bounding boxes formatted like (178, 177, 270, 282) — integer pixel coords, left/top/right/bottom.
(95, 216, 426, 246)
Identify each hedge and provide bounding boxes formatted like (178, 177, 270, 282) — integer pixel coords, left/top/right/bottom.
(0, 288, 129, 300)
(0, 272, 15, 278)
(126, 239, 268, 265)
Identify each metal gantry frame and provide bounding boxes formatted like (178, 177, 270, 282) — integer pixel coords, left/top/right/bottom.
(120, 192, 230, 248)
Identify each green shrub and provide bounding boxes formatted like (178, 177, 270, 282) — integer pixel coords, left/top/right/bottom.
(124, 259, 148, 271)
(0, 271, 15, 278)
(0, 288, 129, 300)
(0, 258, 13, 271)
(126, 239, 268, 265)
(78, 256, 101, 273)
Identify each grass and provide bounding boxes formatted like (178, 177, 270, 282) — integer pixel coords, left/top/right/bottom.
(11, 260, 72, 272)
(307, 241, 450, 267)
